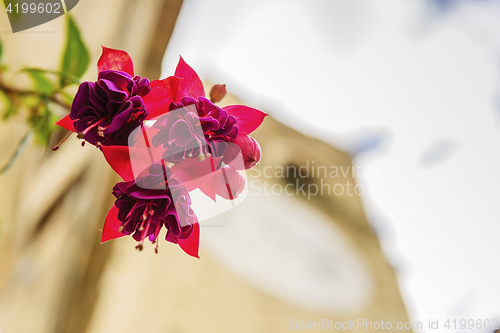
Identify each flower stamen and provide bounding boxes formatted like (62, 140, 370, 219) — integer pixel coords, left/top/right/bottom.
(52, 131, 73, 151)
(78, 118, 107, 138)
(137, 204, 154, 250)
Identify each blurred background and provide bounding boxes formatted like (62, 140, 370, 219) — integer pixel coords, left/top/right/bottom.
(1, 0, 500, 332)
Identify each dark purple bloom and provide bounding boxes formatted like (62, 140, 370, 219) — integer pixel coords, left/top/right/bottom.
(151, 108, 207, 163)
(112, 163, 197, 252)
(151, 96, 238, 163)
(70, 70, 151, 146)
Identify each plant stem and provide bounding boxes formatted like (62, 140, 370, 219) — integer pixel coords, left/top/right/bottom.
(0, 80, 71, 110)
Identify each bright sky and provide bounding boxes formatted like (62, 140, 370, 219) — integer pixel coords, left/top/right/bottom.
(162, 0, 500, 330)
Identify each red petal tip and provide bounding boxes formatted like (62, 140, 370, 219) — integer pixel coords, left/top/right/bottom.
(101, 206, 125, 243)
(177, 223, 200, 258)
(98, 46, 134, 77)
(174, 56, 205, 100)
(55, 114, 75, 132)
(223, 105, 268, 135)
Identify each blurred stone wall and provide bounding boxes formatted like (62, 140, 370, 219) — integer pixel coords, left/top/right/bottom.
(0, 1, 182, 333)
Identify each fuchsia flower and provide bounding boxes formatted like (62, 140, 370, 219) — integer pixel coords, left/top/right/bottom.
(112, 163, 198, 255)
(55, 47, 179, 147)
(56, 47, 267, 258)
(168, 57, 268, 170)
(100, 146, 201, 257)
(151, 97, 239, 163)
(70, 70, 150, 146)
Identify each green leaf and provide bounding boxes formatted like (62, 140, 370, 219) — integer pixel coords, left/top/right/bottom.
(0, 39, 3, 62)
(22, 68, 80, 86)
(25, 70, 54, 95)
(60, 15, 89, 87)
(0, 90, 14, 120)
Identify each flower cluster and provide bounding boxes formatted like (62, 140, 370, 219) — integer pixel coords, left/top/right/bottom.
(55, 47, 267, 258)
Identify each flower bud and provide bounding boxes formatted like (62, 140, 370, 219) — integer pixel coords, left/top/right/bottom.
(217, 166, 246, 200)
(209, 84, 226, 103)
(234, 136, 261, 169)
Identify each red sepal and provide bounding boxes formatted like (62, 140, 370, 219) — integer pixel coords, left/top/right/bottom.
(144, 76, 180, 119)
(177, 222, 200, 258)
(174, 56, 205, 101)
(97, 46, 134, 77)
(55, 114, 75, 132)
(101, 206, 125, 243)
(223, 105, 268, 135)
(101, 146, 151, 182)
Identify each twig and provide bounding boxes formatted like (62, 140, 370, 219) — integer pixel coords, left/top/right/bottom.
(0, 80, 71, 110)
